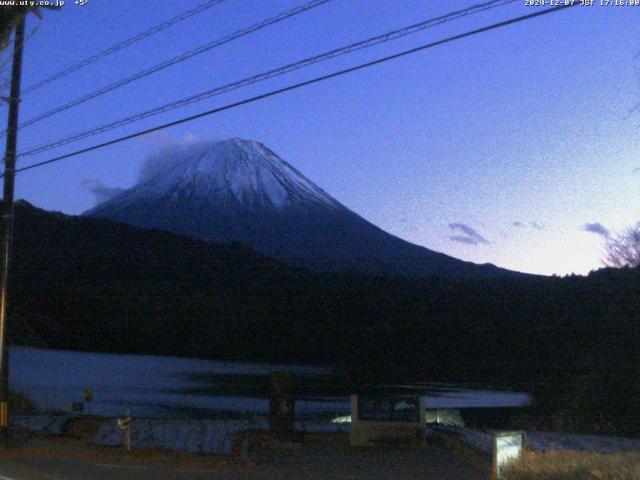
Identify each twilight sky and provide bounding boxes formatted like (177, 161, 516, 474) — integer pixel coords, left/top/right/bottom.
(3, 0, 639, 276)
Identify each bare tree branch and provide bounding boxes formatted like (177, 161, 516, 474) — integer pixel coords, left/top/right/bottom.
(603, 223, 640, 268)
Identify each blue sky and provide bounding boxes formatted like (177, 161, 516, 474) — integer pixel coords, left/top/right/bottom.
(4, 0, 640, 275)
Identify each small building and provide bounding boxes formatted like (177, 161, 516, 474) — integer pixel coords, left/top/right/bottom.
(350, 393, 426, 447)
(348, 385, 532, 447)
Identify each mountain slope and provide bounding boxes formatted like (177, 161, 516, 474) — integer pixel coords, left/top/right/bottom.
(85, 138, 517, 278)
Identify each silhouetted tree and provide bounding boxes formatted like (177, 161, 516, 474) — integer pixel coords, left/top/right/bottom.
(604, 223, 640, 268)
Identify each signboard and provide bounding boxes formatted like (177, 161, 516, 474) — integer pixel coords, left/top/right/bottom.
(269, 372, 295, 440)
(357, 395, 420, 423)
(493, 431, 524, 478)
(118, 410, 132, 451)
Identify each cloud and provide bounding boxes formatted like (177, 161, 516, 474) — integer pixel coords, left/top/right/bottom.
(450, 235, 480, 245)
(180, 132, 201, 145)
(136, 131, 202, 149)
(582, 222, 609, 237)
(530, 221, 544, 230)
(138, 148, 187, 184)
(82, 179, 125, 206)
(137, 135, 206, 184)
(512, 221, 544, 230)
(135, 130, 175, 148)
(448, 223, 489, 245)
(136, 131, 204, 184)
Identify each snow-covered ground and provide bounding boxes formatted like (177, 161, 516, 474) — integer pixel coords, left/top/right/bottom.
(9, 346, 531, 419)
(440, 426, 640, 454)
(14, 413, 639, 457)
(93, 417, 350, 454)
(9, 412, 349, 455)
(12, 414, 70, 435)
(95, 418, 258, 455)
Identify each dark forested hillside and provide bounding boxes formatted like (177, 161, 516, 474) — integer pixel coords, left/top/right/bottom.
(9, 201, 640, 434)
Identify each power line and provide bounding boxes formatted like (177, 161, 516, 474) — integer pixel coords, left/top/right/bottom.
(0, 22, 40, 99)
(20, 0, 518, 158)
(5, 0, 333, 136)
(23, 20, 41, 46)
(11, 5, 576, 176)
(1, 21, 39, 74)
(21, 0, 228, 95)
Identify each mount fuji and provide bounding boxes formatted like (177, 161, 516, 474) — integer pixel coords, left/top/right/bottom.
(85, 138, 515, 278)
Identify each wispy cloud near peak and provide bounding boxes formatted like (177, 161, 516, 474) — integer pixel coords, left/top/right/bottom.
(582, 222, 609, 237)
(448, 223, 489, 245)
(82, 179, 125, 206)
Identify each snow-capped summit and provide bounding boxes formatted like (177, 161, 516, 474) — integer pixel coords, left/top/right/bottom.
(103, 138, 342, 213)
(85, 138, 516, 278)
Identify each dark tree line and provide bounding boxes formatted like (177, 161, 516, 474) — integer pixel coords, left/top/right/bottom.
(8, 202, 640, 436)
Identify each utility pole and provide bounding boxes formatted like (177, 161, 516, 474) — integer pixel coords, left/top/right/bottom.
(0, 16, 26, 434)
